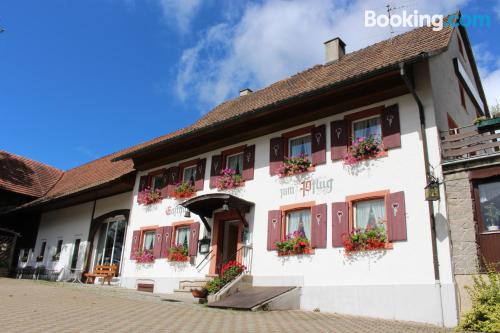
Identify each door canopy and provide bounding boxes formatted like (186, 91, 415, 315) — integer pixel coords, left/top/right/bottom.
(181, 193, 253, 220)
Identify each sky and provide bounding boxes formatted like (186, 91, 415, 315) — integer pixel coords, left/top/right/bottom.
(1, 0, 499, 170)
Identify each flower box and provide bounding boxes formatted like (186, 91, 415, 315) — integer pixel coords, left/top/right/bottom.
(172, 182, 195, 199)
(137, 187, 162, 206)
(343, 224, 389, 254)
(275, 231, 312, 256)
(168, 244, 189, 262)
(20, 256, 28, 263)
(217, 168, 244, 190)
(135, 249, 155, 264)
(278, 154, 313, 177)
(344, 135, 383, 165)
(476, 116, 500, 131)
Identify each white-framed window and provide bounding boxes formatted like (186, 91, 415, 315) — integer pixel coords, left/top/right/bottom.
(352, 115, 382, 142)
(142, 231, 155, 251)
(353, 198, 386, 230)
(289, 134, 312, 158)
(55, 239, 63, 255)
(226, 153, 244, 174)
(285, 209, 311, 240)
(150, 174, 164, 191)
(182, 165, 197, 185)
(175, 226, 190, 248)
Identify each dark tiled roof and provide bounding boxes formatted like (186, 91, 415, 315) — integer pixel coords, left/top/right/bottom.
(0, 150, 63, 198)
(116, 23, 453, 159)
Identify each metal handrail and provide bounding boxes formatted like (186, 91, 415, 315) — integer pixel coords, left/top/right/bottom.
(196, 249, 214, 272)
(217, 245, 253, 274)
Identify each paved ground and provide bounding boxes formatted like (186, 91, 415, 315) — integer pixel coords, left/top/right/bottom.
(0, 278, 454, 333)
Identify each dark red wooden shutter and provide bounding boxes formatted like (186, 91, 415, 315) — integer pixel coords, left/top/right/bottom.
(160, 226, 173, 258)
(267, 210, 282, 250)
(269, 137, 284, 175)
(311, 203, 327, 248)
(332, 202, 349, 247)
(130, 230, 141, 259)
(209, 155, 222, 188)
(331, 120, 348, 160)
(188, 222, 200, 256)
(242, 145, 256, 181)
(311, 125, 326, 165)
(166, 166, 180, 196)
(153, 227, 163, 259)
(137, 176, 148, 202)
(386, 191, 407, 242)
(195, 158, 206, 191)
(382, 104, 401, 149)
(158, 169, 168, 198)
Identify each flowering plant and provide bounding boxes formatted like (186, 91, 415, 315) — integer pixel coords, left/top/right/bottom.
(217, 168, 243, 190)
(278, 153, 312, 177)
(168, 244, 189, 262)
(137, 187, 162, 206)
(20, 256, 28, 263)
(343, 135, 382, 165)
(52, 254, 60, 261)
(36, 255, 44, 262)
(205, 261, 246, 294)
(275, 230, 312, 255)
(135, 249, 155, 264)
(343, 224, 387, 253)
(172, 181, 195, 199)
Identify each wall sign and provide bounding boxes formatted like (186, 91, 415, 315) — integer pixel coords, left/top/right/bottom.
(165, 205, 188, 216)
(280, 177, 334, 198)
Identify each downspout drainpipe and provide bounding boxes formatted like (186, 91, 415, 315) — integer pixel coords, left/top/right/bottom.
(400, 62, 445, 325)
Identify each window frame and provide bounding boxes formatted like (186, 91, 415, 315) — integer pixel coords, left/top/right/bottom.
(472, 176, 500, 234)
(221, 145, 246, 170)
(346, 190, 389, 232)
(39, 241, 46, 257)
(287, 134, 312, 159)
(181, 164, 197, 185)
(344, 106, 384, 145)
(351, 114, 382, 142)
(139, 227, 158, 252)
(171, 220, 194, 249)
(147, 169, 165, 192)
(225, 152, 244, 175)
(281, 125, 314, 160)
(279, 201, 315, 241)
(55, 239, 63, 255)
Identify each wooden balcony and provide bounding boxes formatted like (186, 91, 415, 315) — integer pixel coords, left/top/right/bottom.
(441, 118, 500, 163)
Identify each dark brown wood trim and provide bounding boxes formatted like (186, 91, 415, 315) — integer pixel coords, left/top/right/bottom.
(469, 166, 500, 180)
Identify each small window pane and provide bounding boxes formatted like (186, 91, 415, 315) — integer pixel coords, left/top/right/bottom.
(40, 242, 46, 257)
(151, 175, 164, 191)
(182, 166, 197, 185)
(352, 116, 381, 141)
(354, 199, 385, 230)
(286, 209, 311, 239)
(175, 227, 190, 248)
(226, 153, 243, 174)
(289, 135, 311, 158)
(478, 180, 500, 232)
(143, 231, 155, 251)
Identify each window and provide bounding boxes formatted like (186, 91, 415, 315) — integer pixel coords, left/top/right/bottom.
(71, 239, 80, 269)
(142, 231, 155, 251)
(226, 152, 244, 174)
(352, 115, 382, 142)
(353, 198, 386, 230)
(458, 36, 465, 58)
(459, 82, 466, 110)
(150, 173, 165, 191)
(55, 239, 63, 255)
(477, 180, 500, 232)
(175, 226, 190, 248)
(285, 209, 311, 240)
(182, 165, 197, 185)
(289, 135, 312, 158)
(39, 241, 46, 257)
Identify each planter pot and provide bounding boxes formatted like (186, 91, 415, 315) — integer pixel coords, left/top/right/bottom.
(191, 288, 208, 299)
(477, 117, 500, 131)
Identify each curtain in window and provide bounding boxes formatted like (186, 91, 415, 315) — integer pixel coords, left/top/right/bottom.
(183, 166, 197, 185)
(289, 136, 312, 158)
(151, 175, 164, 191)
(143, 232, 155, 251)
(354, 199, 385, 229)
(176, 227, 190, 248)
(227, 153, 244, 174)
(353, 117, 381, 141)
(478, 180, 500, 230)
(286, 209, 311, 239)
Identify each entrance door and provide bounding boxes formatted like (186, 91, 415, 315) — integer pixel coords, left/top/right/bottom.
(94, 218, 126, 271)
(214, 219, 241, 274)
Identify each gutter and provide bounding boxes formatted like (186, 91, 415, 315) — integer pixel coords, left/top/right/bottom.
(400, 61, 446, 325)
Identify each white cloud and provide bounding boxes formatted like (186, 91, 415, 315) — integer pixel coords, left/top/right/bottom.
(176, 0, 470, 110)
(474, 44, 500, 109)
(156, 0, 202, 32)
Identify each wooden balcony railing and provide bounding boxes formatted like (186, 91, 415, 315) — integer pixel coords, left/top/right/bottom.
(441, 120, 500, 162)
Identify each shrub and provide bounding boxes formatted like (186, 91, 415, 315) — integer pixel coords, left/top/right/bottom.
(458, 264, 500, 332)
(205, 277, 225, 294)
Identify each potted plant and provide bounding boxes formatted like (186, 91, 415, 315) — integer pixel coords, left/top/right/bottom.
(135, 249, 155, 264)
(483, 203, 499, 232)
(191, 288, 208, 298)
(137, 187, 162, 206)
(343, 224, 387, 253)
(172, 181, 195, 199)
(217, 168, 243, 190)
(204, 261, 246, 295)
(168, 244, 189, 262)
(343, 135, 383, 165)
(275, 230, 312, 256)
(278, 153, 313, 177)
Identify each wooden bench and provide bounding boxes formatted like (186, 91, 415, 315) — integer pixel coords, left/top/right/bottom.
(84, 265, 117, 285)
